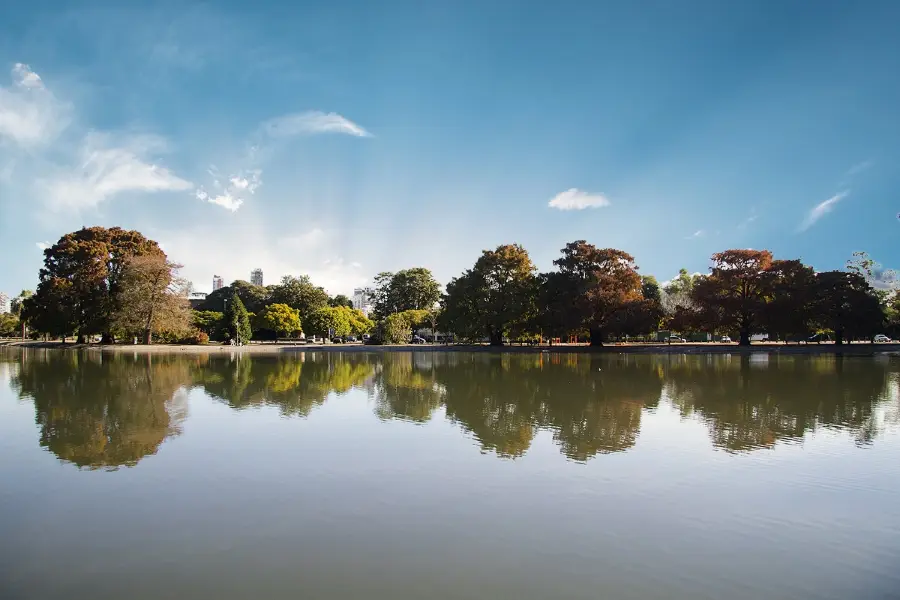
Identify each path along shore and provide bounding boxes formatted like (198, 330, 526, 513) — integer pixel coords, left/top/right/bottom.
(2, 340, 899, 356)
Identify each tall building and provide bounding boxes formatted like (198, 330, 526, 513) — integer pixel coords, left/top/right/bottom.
(251, 268, 264, 287)
(0, 292, 9, 314)
(212, 275, 224, 291)
(352, 287, 374, 316)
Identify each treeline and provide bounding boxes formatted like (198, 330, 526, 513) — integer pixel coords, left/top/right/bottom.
(438, 242, 898, 346)
(13, 227, 900, 346)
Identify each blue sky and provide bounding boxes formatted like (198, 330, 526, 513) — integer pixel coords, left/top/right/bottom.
(1, 0, 898, 296)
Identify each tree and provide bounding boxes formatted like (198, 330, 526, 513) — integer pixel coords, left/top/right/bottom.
(552, 241, 642, 346)
(329, 294, 353, 308)
(762, 259, 817, 342)
(641, 275, 662, 303)
(224, 294, 252, 344)
(200, 280, 270, 313)
(346, 308, 374, 337)
(380, 312, 413, 344)
(371, 268, 441, 319)
(8, 290, 32, 339)
(27, 227, 164, 342)
(0, 313, 18, 337)
(112, 255, 192, 344)
(269, 275, 329, 322)
(305, 306, 352, 338)
(442, 244, 537, 346)
(255, 303, 302, 337)
(815, 271, 884, 345)
(691, 249, 774, 346)
(192, 311, 225, 339)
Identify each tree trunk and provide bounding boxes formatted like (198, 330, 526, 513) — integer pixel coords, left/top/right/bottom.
(101, 332, 114, 344)
(739, 330, 750, 346)
(835, 329, 844, 346)
(143, 329, 152, 345)
(589, 328, 604, 347)
(489, 329, 504, 346)
(76, 333, 85, 344)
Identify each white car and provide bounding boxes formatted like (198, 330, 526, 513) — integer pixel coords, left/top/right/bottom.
(874, 334, 892, 343)
(720, 336, 732, 343)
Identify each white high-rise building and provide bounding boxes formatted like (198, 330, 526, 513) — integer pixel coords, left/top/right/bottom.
(251, 268, 264, 287)
(212, 275, 224, 291)
(352, 287, 374, 316)
(0, 292, 9, 314)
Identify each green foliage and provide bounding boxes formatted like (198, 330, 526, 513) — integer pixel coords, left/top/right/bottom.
(441, 244, 538, 345)
(200, 280, 270, 313)
(255, 303, 302, 337)
(372, 268, 441, 319)
(380, 313, 413, 344)
(329, 294, 354, 308)
(641, 275, 662, 303)
(269, 275, 329, 322)
(306, 306, 352, 338)
(192, 311, 225, 339)
(0, 313, 20, 337)
(223, 294, 252, 343)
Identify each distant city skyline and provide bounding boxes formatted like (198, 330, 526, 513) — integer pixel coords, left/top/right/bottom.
(0, 292, 9, 314)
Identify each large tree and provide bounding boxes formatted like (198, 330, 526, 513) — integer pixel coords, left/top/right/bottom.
(255, 303, 302, 338)
(27, 227, 164, 342)
(814, 271, 884, 345)
(441, 244, 537, 346)
(371, 268, 441, 319)
(112, 255, 192, 344)
(200, 280, 270, 314)
(552, 241, 643, 346)
(269, 275, 329, 322)
(691, 249, 774, 346)
(762, 259, 817, 342)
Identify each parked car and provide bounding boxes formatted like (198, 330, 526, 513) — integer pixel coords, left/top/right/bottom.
(410, 336, 427, 344)
(667, 335, 686, 343)
(346, 336, 357, 342)
(331, 337, 344, 344)
(720, 336, 732, 343)
(874, 334, 893, 343)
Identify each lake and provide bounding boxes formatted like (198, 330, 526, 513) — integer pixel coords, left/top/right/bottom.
(1, 349, 899, 599)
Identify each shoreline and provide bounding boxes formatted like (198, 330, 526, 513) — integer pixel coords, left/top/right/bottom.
(2, 340, 899, 356)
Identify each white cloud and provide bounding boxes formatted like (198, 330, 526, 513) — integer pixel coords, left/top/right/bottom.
(685, 229, 705, 239)
(737, 214, 757, 229)
(196, 167, 261, 212)
(36, 241, 50, 251)
(261, 111, 371, 138)
(547, 188, 611, 210)
(845, 160, 873, 178)
(0, 62, 70, 146)
(798, 191, 849, 232)
(278, 228, 327, 249)
(44, 133, 192, 211)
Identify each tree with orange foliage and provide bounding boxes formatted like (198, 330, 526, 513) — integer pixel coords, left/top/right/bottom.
(553, 241, 642, 346)
(691, 249, 774, 346)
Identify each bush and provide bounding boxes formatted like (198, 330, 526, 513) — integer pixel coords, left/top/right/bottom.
(183, 330, 209, 345)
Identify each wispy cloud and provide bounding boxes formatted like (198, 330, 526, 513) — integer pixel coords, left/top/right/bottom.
(845, 160, 873, 178)
(548, 188, 610, 211)
(0, 63, 70, 146)
(737, 214, 757, 229)
(195, 167, 261, 212)
(798, 191, 849, 232)
(36, 241, 50, 251)
(685, 229, 705, 239)
(44, 133, 192, 211)
(261, 111, 371, 138)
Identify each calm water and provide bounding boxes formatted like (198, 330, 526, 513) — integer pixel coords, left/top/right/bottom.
(1, 350, 900, 600)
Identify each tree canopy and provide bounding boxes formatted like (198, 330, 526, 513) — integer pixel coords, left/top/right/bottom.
(372, 268, 441, 319)
(255, 303, 302, 337)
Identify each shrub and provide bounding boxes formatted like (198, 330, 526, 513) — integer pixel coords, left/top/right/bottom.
(183, 330, 209, 345)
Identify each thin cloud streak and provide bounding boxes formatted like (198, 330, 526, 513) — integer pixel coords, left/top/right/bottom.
(799, 191, 849, 232)
(261, 111, 371, 138)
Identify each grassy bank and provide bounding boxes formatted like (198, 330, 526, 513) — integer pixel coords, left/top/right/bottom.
(2, 339, 899, 356)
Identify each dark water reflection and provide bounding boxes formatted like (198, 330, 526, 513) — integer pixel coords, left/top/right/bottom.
(4, 350, 898, 468)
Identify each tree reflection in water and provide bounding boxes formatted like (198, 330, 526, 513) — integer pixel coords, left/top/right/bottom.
(7, 350, 899, 467)
(11, 351, 190, 470)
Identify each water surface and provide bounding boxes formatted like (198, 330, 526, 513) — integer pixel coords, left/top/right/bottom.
(1, 349, 899, 599)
